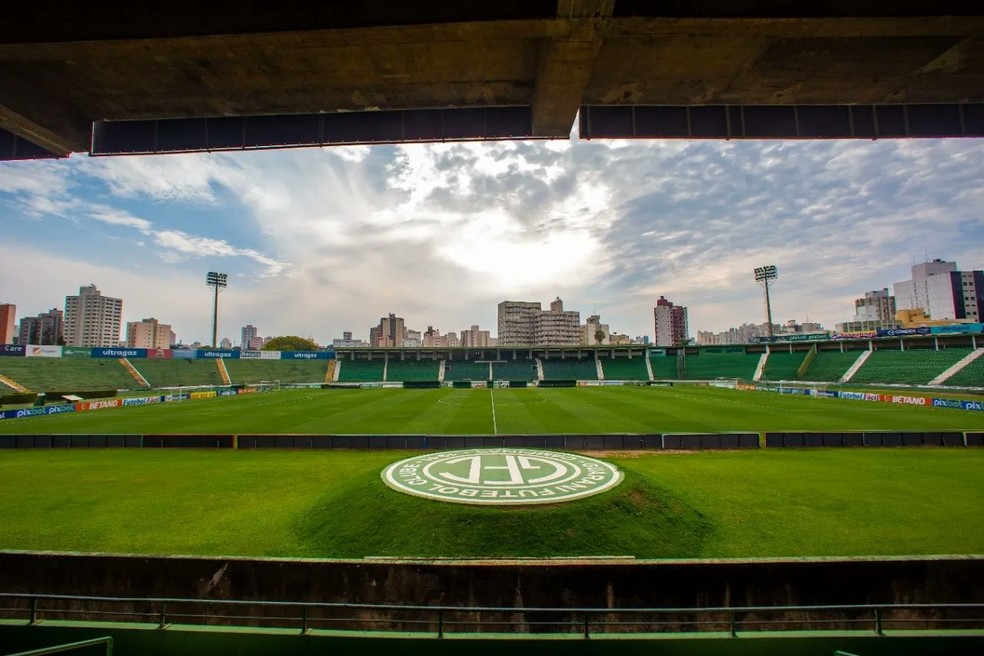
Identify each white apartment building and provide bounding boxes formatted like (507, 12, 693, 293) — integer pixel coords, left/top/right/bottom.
(894, 259, 983, 321)
(497, 301, 541, 346)
(534, 298, 581, 346)
(460, 325, 491, 348)
(126, 317, 172, 349)
(582, 314, 610, 345)
(64, 285, 123, 348)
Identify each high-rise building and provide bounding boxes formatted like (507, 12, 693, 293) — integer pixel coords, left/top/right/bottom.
(836, 289, 900, 332)
(582, 314, 610, 345)
(534, 298, 581, 346)
(64, 285, 123, 347)
(219, 337, 233, 350)
(0, 304, 15, 344)
(126, 318, 172, 349)
(460, 325, 491, 348)
(497, 301, 541, 346)
(333, 331, 369, 348)
(403, 329, 422, 348)
(653, 296, 688, 346)
(241, 325, 258, 350)
(894, 259, 983, 321)
(19, 308, 64, 346)
(370, 313, 406, 347)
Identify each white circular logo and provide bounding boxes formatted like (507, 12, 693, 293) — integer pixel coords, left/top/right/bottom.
(381, 448, 623, 505)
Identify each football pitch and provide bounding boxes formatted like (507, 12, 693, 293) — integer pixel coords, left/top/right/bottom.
(2, 386, 983, 434)
(0, 386, 982, 560)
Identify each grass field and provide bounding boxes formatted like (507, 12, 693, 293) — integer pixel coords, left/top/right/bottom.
(2, 387, 981, 560)
(2, 386, 983, 435)
(0, 449, 981, 559)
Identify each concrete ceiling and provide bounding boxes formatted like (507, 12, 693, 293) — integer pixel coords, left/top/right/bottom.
(1, 1, 982, 159)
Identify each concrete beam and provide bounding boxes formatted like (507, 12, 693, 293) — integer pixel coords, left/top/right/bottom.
(531, 1, 613, 137)
(0, 71, 90, 155)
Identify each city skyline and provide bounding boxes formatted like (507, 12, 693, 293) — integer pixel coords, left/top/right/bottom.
(1, 137, 982, 344)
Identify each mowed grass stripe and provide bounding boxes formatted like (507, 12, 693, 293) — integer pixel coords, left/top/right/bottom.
(0, 449, 980, 559)
(1, 387, 983, 435)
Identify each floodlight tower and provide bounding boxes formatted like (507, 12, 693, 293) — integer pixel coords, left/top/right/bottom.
(206, 272, 228, 348)
(753, 265, 778, 341)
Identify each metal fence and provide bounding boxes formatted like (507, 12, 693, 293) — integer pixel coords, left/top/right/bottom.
(1, 594, 981, 638)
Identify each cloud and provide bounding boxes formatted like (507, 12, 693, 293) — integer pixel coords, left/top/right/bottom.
(153, 230, 288, 276)
(1, 136, 982, 345)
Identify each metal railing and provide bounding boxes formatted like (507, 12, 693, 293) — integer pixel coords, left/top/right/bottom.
(1, 594, 982, 638)
(5, 636, 113, 656)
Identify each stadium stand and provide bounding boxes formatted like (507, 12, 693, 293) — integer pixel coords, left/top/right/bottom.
(649, 354, 678, 379)
(683, 349, 758, 381)
(443, 361, 491, 382)
(599, 357, 649, 381)
(540, 358, 598, 381)
(944, 351, 984, 387)
(224, 359, 330, 385)
(0, 357, 138, 391)
(761, 351, 809, 381)
(797, 350, 865, 382)
(850, 348, 974, 385)
(133, 359, 224, 388)
(336, 360, 385, 382)
(385, 359, 440, 382)
(492, 360, 538, 381)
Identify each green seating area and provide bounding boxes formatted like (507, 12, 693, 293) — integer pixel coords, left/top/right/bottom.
(799, 351, 864, 381)
(492, 360, 538, 381)
(761, 351, 808, 381)
(850, 348, 973, 385)
(540, 358, 598, 381)
(0, 357, 138, 392)
(943, 351, 984, 387)
(224, 359, 328, 384)
(649, 355, 678, 379)
(600, 357, 649, 381)
(386, 359, 440, 382)
(133, 359, 222, 388)
(444, 361, 491, 382)
(682, 351, 758, 381)
(336, 359, 385, 383)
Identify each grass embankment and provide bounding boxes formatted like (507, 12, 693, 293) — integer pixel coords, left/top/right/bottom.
(0, 449, 980, 559)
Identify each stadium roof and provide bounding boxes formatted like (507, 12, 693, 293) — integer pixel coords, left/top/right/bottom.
(2, 1, 983, 159)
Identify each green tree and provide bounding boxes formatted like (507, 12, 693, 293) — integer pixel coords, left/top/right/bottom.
(594, 329, 606, 345)
(262, 336, 319, 351)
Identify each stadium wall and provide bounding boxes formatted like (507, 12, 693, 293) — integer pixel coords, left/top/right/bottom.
(1, 551, 981, 634)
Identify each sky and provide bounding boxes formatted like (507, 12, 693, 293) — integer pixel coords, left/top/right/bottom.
(1, 135, 982, 346)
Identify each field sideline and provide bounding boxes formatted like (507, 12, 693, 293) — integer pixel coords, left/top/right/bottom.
(2, 386, 983, 435)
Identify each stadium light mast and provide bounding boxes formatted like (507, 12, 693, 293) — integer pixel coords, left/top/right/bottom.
(206, 272, 228, 348)
(753, 265, 778, 341)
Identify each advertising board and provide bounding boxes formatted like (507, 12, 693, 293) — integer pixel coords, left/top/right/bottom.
(145, 349, 173, 359)
(280, 350, 331, 360)
(198, 349, 239, 359)
(0, 344, 25, 357)
(92, 347, 145, 359)
(25, 345, 62, 358)
(240, 350, 280, 359)
(61, 347, 91, 357)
